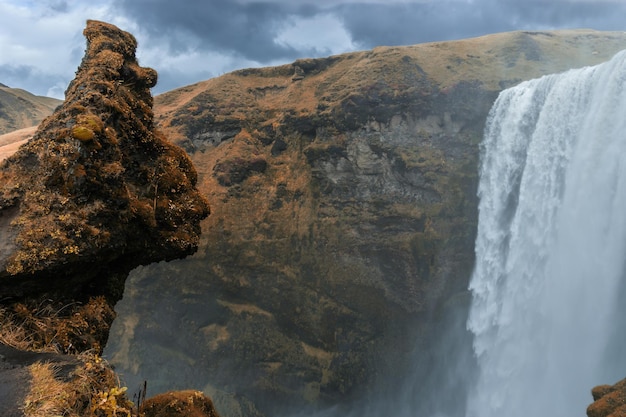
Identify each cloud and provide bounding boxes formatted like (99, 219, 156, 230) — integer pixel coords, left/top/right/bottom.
(0, 0, 118, 97)
(113, 0, 360, 93)
(2, 0, 626, 98)
(500, 0, 626, 30)
(0, 63, 66, 97)
(114, 0, 317, 62)
(335, 0, 626, 49)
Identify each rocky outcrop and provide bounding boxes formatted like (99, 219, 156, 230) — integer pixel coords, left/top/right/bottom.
(140, 391, 222, 417)
(0, 84, 61, 135)
(0, 20, 209, 417)
(105, 30, 626, 416)
(0, 20, 209, 309)
(588, 379, 626, 417)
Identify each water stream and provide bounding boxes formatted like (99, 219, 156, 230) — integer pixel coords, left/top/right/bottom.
(466, 49, 626, 417)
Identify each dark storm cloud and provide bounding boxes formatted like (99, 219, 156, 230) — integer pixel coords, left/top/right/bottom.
(115, 0, 626, 65)
(114, 0, 323, 62)
(332, 1, 506, 47)
(334, 0, 626, 48)
(0, 64, 65, 97)
(502, 0, 626, 30)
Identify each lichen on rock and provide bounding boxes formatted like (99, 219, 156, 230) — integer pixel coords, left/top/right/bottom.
(588, 378, 626, 417)
(0, 20, 209, 307)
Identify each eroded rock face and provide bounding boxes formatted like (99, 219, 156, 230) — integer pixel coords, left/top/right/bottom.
(0, 20, 209, 344)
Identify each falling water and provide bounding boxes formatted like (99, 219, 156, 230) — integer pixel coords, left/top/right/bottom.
(467, 49, 626, 417)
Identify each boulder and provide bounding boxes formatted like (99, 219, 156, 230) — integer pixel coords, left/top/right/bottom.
(140, 391, 222, 417)
(588, 379, 626, 417)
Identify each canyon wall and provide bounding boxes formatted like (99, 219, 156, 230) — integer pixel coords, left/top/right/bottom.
(105, 30, 626, 416)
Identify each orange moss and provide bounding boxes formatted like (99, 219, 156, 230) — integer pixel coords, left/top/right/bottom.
(588, 379, 626, 417)
(140, 391, 221, 417)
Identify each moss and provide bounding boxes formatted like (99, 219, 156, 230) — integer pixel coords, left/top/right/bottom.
(71, 126, 95, 142)
(140, 390, 221, 417)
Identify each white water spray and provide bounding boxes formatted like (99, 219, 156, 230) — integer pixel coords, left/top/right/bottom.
(467, 50, 626, 417)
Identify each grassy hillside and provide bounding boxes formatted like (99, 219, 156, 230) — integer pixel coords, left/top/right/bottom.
(0, 84, 61, 135)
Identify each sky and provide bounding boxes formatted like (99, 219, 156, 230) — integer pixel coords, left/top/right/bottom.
(1, 0, 626, 99)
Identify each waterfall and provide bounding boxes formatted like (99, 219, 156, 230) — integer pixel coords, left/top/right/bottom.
(467, 49, 626, 417)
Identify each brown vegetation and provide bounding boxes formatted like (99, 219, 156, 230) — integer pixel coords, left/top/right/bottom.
(140, 391, 221, 417)
(0, 19, 210, 417)
(23, 354, 133, 417)
(588, 379, 626, 417)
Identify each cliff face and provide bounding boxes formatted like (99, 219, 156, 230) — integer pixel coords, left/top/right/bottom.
(105, 30, 626, 416)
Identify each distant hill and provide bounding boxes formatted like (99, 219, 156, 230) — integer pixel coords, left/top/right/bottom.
(0, 126, 36, 162)
(0, 84, 61, 135)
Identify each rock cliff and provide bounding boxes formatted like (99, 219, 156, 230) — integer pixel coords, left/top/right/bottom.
(104, 30, 626, 416)
(0, 20, 210, 416)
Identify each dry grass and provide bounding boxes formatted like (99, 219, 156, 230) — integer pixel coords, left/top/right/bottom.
(0, 297, 114, 354)
(23, 353, 135, 417)
(1, 297, 134, 416)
